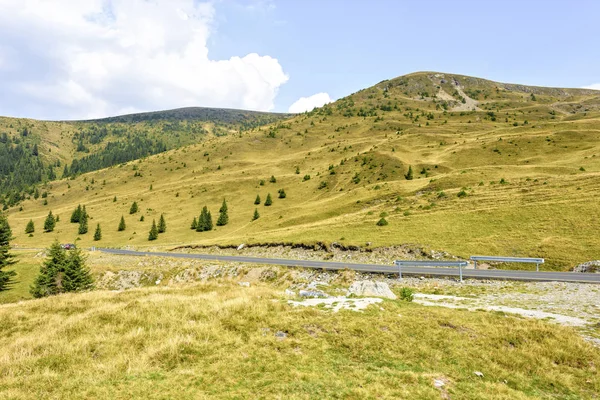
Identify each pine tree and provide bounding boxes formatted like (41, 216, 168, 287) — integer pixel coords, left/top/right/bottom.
(264, 193, 273, 206)
(30, 241, 66, 298)
(118, 215, 126, 231)
(191, 217, 197, 230)
(158, 214, 167, 233)
(217, 200, 228, 226)
(44, 211, 56, 232)
(254, 195, 261, 205)
(70, 204, 82, 223)
(376, 217, 389, 226)
(130, 201, 138, 214)
(252, 208, 260, 221)
(404, 165, 413, 180)
(270, 175, 277, 183)
(278, 189, 287, 199)
(140, 215, 145, 222)
(63, 247, 93, 293)
(25, 219, 35, 234)
(206, 211, 213, 231)
(93, 223, 102, 241)
(148, 220, 158, 241)
(0, 213, 16, 291)
(78, 211, 88, 234)
(197, 206, 212, 232)
(113, 196, 117, 202)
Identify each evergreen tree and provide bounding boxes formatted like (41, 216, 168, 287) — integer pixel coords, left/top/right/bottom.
(0, 213, 16, 291)
(205, 211, 213, 231)
(191, 217, 197, 230)
(254, 194, 261, 205)
(252, 208, 260, 221)
(404, 165, 413, 180)
(93, 223, 102, 241)
(63, 247, 93, 293)
(130, 201, 138, 214)
(264, 193, 273, 206)
(158, 214, 167, 233)
(217, 200, 228, 226)
(78, 211, 88, 234)
(44, 211, 56, 232)
(118, 215, 126, 231)
(30, 241, 66, 298)
(140, 215, 145, 222)
(278, 189, 287, 199)
(269, 175, 277, 183)
(70, 204, 82, 223)
(25, 219, 35, 234)
(113, 196, 117, 202)
(148, 220, 158, 241)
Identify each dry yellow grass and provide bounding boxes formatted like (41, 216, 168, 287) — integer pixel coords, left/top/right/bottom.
(0, 281, 599, 399)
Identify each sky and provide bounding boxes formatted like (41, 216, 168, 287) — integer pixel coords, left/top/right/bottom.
(0, 0, 599, 120)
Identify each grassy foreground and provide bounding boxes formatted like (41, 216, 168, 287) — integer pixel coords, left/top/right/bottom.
(0, 282, 598, 399)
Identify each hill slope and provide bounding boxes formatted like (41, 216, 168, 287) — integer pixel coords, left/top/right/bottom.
(5, 71, 600, 269)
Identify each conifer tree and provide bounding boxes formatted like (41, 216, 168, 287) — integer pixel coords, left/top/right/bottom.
(254, 194, 261, 205)
(44, 211, 56, 232)
(217, 200, 228, 226)
(197, 206, 213, 232)
(0, 213, 16, 291)
(270, 175, 277, 183)
(158, 214, 167, 233)
(63, 247, 93, 292)
(118, 215, 126, 231)
(78, 211, 88, 234)
(264, 193, 273, 206)
(191, 217, 197, 230)
(93, 223, 102, 241)
(206, 211, 213, 231)
(25, 219, 35, 234)
(113, 196, 117, 202)
(278, 189, 287, 199)
(70, 204, 82, 223)
(252, 208, 260, 221)
(404, 165, 413, 180)
(30, 241, 66, 298)
(148, 220, 158, 240)
(130, 201, 138, 214)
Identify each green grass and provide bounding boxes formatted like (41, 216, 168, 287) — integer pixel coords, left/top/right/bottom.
(4, 72, 600, 270)
(0, 252, 40, 304)
(0, 281, 598, 399)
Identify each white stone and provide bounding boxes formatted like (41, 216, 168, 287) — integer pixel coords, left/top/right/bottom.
(348, 281, 397, 299)
(474, 371, 484, 378)
(238, 281, 250, 287)
(237, 244, 245, 251)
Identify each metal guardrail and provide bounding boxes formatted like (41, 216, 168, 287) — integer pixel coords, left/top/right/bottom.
(394, 260, 469, 282)
(470, 256, 544, 271)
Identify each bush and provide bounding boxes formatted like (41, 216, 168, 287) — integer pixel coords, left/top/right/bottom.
(457, 190, 468, 198)
(376, 217, 388, 226)
(318, 181, 328, 190)
(278, 189, 286, 199)
(303, 175, 311, 181)
(404, 166, 413, 180)
(399, 287, 414, 302)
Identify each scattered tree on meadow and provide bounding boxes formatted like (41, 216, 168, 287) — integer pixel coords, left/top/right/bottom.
(264, 193, 273, 206)
(278, 189, 286, 199)
(269, 175, 277, 183)
(0, 213, 16, 291)
(158, 214, 167, 233)
(25, 219, 35, 234)
(44, 211, 56, 232)
(404, 165, 413, 180)
(140, 215, 145, 222)
(70, 204, 83, 223)
(191, 217, 197, 230)
(113, 196, 117, 202)
(252, 208, 260, 221)
(376, 217, 389, 226)
(217, 200, 228, 226)
(78, 209, 88, 234)
(148, 220, 158, 241)
(118, 216, 126, 231)
(196, 206, 213, 232)
(254, 195, 261, 205)
(93, 224, 102, 241)
(130, 201, 139, 214)
(30, 241, 93, 297)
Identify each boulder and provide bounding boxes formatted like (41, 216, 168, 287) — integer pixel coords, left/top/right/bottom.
(299, 290, 329, 298)
(572, 261, 600, 273)
(348, 280, 397, 299)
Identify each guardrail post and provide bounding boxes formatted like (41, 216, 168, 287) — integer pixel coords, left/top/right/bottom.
(397, 262, 402, 280)
(459, 263, 463, 282)
(536, 263, 539, 272)
(473, 260, 478, 270)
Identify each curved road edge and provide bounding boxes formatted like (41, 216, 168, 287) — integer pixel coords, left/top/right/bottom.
(98, 248, 600, 284)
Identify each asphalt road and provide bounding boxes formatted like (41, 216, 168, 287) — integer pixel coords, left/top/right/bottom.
(99, 248, 600, 284)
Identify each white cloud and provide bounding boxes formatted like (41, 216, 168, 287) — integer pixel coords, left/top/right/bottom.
(288, 92, 333, 113)
(582, 84, 600, 91)
(0, 0, 289, 119)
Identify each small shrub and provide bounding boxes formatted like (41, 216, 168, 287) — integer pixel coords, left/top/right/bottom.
(457, 190, 468, 198)
(399, 287, 414, 302)
(376, 217, 388, 226)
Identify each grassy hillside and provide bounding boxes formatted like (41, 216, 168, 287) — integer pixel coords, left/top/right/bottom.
(1, 280, 598, 399)
(4, 71, 600, 270)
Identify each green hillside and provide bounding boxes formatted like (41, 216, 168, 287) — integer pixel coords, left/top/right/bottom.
(4, 71, 600, 269)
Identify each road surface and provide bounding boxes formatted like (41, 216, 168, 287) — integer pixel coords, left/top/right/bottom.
(98, 248, 600, 284)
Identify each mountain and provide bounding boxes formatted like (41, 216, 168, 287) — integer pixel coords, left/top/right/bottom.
(4, 72, 600, 270)
(0, 107, 291, 206)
